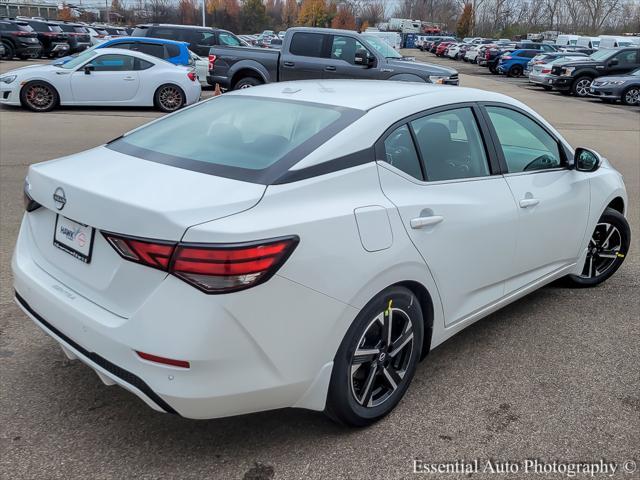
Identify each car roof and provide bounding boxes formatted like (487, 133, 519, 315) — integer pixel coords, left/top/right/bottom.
(105, 36, 187, 46)
(90, 47, 177, 65)
(225, 80, 513, 111)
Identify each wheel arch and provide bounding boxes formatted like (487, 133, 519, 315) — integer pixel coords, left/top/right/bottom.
(607, 196, 625, 216)
(230, 65, 268, 89)
(395, 280, 434, 360)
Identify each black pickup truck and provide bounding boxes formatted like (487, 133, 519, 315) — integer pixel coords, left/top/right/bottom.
(207, 27, 458, 90)
(547, 47, 640, 97)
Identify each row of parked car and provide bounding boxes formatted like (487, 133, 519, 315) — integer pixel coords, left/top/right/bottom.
(0, 17, 128, 60)
(420, 35, 640, 106)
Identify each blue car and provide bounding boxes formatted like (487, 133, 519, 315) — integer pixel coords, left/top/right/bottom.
(497, 49, 540, 77)
(53, 37, 191, 66)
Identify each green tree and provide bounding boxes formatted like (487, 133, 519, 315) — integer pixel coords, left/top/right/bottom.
(240, 0, 269, 33)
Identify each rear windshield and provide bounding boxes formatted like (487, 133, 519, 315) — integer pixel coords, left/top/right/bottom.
(48, 25, 63, 32)
(109, 95, 363, 184)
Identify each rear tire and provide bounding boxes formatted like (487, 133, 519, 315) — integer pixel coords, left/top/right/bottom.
(234, 76, 263, 90)
(154, 84, 185, 112)
(20, 81, 58, 112)
(1, 42, 14, 60)
(621, 86, 640, 106)
(325, 286, 424, 427)
(564, 208, 630, 288)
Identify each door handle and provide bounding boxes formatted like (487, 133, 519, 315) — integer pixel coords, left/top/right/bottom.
(123, 76, 135, 81)
(283, 61, 295, 67)
(410, 215, 444, 229)
(519, 198, 540, 208)
(325, 65, 336, 71)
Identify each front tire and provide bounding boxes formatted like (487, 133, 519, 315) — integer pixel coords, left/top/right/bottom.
(572, 76, 592, 97)
(508, 65, 523, 77)
(325, 286, 424, 427)
(621, 86, 640, 106)
(154, 84, 185, 112)
(20, 81, 58, 112)
(565, 208, 630, 287)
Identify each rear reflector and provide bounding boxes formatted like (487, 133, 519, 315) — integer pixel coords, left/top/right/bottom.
(136, 351, 190, 369)
(103, 232, 299, 294)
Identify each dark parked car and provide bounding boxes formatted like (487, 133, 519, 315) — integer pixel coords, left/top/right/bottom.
(0, 20, 42, 59)
(208, 27, 458, 90)
(515, 41, 557, 52)
(23, 19, 69, 57)
(548, 47, 640, 97)
(53, 22, 91, 53)
(131, 23, 244, 57)
(589, 68, 640, 106)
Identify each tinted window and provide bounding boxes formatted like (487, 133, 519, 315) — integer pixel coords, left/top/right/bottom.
(219, 32, 241, 46)
(74, 27, 88, 33)
(331, 36, 368, 64)
(28, 22, 48, 32)
(110, 42, 133, 50)
(48, 25, 63, 32)
(166, 44, 180, 57)
(135, 43, 165, 58)
(185, 30, 216, 45)
(613, 50, 638, 66)
(88, 54, 135, 71)
(382, 125, 423, 180)
(149, 27, 178, 40)
(412, 108, 490, 181)
(114, 96, 345, 171)
(290, 32, 325, 57)
(135, 58, 154, 70)
(487, 106, 561, 173)
(131, 27, 149, 36)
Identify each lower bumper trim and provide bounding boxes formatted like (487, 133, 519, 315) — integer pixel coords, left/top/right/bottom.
(14, 291, 178, 415)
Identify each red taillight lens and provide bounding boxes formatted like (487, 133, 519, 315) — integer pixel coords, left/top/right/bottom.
(103, 232, 299, 293)
(103, 233, 175, 270)
(172, 237, 298, 293)
(136, 351, 190, 369)
(187, 71, 196, 81)
(208, 54, 216, 71)
(542, 68, 551, 73)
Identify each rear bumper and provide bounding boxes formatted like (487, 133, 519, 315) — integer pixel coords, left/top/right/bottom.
(14, 43, 42, 57)
(12, 215, 352, 419)
(207, 74, 230, 89)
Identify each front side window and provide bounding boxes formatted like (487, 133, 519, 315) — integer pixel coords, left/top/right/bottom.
(88, 54, 135, 72)
(411, 108, 490, 181)
(382, 125, 423, 180)
(331, 36, 368, 65)
(486, 106, 561, 173)
(109, 96, 360, 182)
(289, 32, 326, 57)
(613, 50, 638, 66)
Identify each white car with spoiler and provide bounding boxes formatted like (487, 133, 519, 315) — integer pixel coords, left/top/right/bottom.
(13, 80, 629, 426)
(0, 47, 200, 112)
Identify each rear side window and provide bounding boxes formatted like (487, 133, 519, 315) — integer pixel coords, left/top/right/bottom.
(219, 32, 241, 46)
(110, 42, 133, 50)
(166, 44, 180, 57)
(149, 27, 177, 40)
(383, 125, 423, 180)
(135, 58, 154, 70)
(131, 27, 149, 36)
(290, 32, 326, 57)
(135, 43, 165, 58)
(109, 96, 362, 183)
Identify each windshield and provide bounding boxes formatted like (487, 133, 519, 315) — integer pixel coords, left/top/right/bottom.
(589, 49, 616, 61)
(58, 49, 98, 69)
(109, 96, 363, 183)
(362, 35, 402, 58)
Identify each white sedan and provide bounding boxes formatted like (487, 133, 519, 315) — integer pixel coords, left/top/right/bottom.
(189, 51, 210, 87)
(13, 81, 629, 426)
(0, 48, 201, 112)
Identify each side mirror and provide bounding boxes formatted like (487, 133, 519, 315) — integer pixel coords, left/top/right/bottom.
(574, 147, 601, 172)
(609, 58, 619, 66)
(84, 64, 95, 75)
(354, 49, 374, 67)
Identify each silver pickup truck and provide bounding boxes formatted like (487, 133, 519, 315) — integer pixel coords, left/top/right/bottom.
(207, 27, 459, 89)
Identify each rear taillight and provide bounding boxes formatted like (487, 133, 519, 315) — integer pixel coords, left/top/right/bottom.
(187, 71, 196, 81)
(208, 54, 216, 71)
(542, 68, 551, 73)
(103, 233, 299, 293)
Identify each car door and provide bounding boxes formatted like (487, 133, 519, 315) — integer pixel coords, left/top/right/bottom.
(377, 105, 519, 326)
(323, 35, 376, 80)
(481, 104, 590, 293)
(279, 31, 329, 81)
(70, 53, 140, 103)
(608, 49, 640, 75)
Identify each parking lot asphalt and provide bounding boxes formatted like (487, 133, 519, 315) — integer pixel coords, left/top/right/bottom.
(0, 55, 639, 480)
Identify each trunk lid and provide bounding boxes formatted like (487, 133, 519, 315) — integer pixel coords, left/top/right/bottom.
(25, 146, 266, 317)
